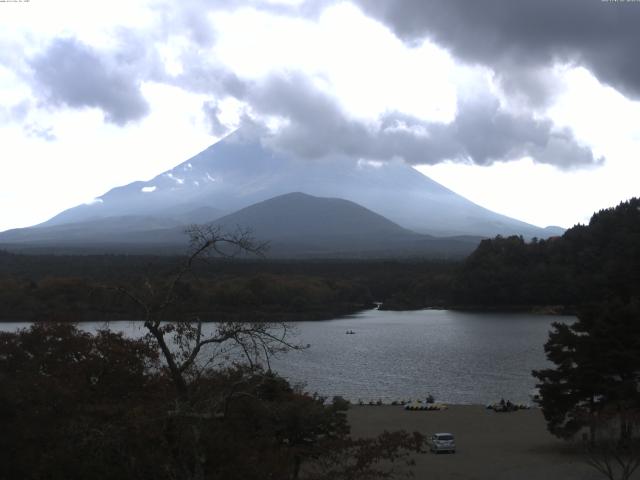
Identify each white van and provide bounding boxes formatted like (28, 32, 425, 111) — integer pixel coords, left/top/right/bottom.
(430, 433, 456, 453)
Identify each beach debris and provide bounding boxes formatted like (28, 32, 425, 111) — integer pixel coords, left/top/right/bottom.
(354, 398, 444, 408)
(486, 398, 530, 412)
(404, 402, 448, 411)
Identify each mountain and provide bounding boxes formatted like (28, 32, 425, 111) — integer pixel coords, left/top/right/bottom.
(215, 192, 412, 238)
(33, 131, 554, 237)
(0, 192, 482, 257)
(210, 192, 480, 257)
(0, 215, 179, 244)
(0, 130, 561, 255)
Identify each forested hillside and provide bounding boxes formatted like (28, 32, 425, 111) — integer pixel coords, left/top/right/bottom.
(0, 254, 455, 322)
(453, 198, 640, 309)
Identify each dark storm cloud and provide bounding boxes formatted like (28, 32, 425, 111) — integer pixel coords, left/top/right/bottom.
(227, 73, 600, 168)
(355, 0, 640, 101)
(29, 38, 150, 125)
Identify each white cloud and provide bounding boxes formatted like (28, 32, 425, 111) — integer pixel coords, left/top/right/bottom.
(0, 0, 155, 49)
(417, 67, 640, 229)
(1, 0, 639, 233)
(357, 159, 384, 169)
(0, 81, 214, 231)
(211, 3, 457, 123)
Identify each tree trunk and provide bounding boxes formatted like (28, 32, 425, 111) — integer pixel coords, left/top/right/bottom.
(590, 397, 597, 445)
(292, 454, 301, 480)
(147, 323, 189, 398)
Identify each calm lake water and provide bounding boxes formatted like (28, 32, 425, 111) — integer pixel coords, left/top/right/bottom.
(1, 309, 569, 405)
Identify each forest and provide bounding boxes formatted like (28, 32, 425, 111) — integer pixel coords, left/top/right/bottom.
(0, 253, 456, 322)
(453, 197, 640, 309)
(1, 198, 638, 321)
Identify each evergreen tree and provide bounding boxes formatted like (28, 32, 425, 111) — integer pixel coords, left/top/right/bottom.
(533, 299, 640, 441)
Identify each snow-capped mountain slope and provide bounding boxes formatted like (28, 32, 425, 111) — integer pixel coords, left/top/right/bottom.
(36, 132, 550, 237)
(35, 131, 555, 238)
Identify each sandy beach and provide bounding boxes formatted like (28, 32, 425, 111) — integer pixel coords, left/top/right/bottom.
(348, 405, 614, 480)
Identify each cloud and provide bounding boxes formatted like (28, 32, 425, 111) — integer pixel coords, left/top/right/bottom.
(170, 59, 247, 97)
(152, 0, 327, 47)
(202, 100, 230, 136)
(14, 1, 605, 169)
(29, 38, 150, 125)
(25, 124, 56, 142)
(0, 100, 31, 123)
(355, 0, 640, 102)
(227, 72, 601, 168)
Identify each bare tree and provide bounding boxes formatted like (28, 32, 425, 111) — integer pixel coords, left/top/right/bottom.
(102, 224, 425, 480)
(110, 224, 301, 480)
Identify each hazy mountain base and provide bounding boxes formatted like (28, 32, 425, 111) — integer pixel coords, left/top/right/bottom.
(0, 193, 484, 259)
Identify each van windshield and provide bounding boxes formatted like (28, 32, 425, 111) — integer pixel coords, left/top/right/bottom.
(436, 435, 454, 441)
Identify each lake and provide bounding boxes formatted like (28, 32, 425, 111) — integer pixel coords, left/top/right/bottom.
(0, 309, 568, 405)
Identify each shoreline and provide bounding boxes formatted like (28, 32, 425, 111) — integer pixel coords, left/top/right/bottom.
(0, 303, 576, 323)
(380, 304, 576, 316)
(348, 404, 600, 480)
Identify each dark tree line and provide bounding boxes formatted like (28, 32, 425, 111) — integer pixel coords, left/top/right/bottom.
(0, 252, 459, 321)
(527, 199, 640, 480)
(454, 198, 640, 309)
(0, 273, 374, 322)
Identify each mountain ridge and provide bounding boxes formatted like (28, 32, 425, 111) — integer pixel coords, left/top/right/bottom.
(1, 132, 564, 256)
(0, 192, 483, 258)
(30, 131, 558, 238)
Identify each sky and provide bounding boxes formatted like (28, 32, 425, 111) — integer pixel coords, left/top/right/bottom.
(1, 0, 639, 233)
